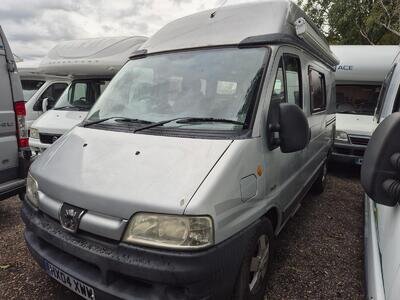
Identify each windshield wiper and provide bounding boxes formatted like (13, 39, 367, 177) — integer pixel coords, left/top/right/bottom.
(133, 117, 244, 133)
(83, 117, 153, 127)
(54, 105, 88, 111)
(176, 117, 244, 125)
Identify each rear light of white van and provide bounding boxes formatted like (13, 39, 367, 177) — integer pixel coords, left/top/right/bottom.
(14, 101, 29, 148)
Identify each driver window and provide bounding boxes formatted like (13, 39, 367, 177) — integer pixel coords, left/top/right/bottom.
(272, 58, 285, 101)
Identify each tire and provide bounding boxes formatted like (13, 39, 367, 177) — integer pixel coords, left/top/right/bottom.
(312, 161, 327, 194)
(232, 218, 274, 300)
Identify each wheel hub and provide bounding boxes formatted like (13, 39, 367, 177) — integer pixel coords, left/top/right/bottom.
(249, 234, 270, 292)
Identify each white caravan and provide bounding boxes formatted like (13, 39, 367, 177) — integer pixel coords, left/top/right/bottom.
(29, 36, 147, 153)
(362, 49, 400, 300)
(331, 45, 398, 165)
(17, 61, 69, 128)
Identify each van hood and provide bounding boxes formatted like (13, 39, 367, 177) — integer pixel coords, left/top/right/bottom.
(30, 127, 232, 219)
(32, 110, 88, 135)
(336, 113, 378, 136)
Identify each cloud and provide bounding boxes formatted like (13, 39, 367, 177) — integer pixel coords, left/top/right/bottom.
(0, 0, 262, 61)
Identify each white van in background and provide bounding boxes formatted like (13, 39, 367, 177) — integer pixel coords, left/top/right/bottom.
(29, 36, 147, 153)
(331, 45, 398, 165)
(17, 61, 69, 128)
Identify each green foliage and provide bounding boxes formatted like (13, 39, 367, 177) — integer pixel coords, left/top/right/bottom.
(297, 0, 400, 45)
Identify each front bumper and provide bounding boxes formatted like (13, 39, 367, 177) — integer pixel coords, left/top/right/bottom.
(331, 142, 367, 164)
(22, 202, 251, 300)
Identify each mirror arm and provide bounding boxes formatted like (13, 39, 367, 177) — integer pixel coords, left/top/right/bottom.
(383, 179, 400, 203)
(391, 153, 400, 170)
(269, 124, 281, 146)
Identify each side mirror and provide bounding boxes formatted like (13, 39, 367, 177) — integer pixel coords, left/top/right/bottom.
(41, 97, 56, 112)
(269, 103, 310, 153)
(41, 98, 49, 112)
(361, 112, 400, 207)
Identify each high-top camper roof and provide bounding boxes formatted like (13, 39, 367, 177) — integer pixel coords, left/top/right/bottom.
(332, 45, 399, 83)
(138, 0, 338, 69)
(39, 36, 147, 77)
(17, 61, 67, 80)
(17, 61, 40, 76)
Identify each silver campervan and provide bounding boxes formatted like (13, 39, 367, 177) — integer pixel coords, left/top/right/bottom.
(0, 26, 30, 201)
(23, 2, 338, 299)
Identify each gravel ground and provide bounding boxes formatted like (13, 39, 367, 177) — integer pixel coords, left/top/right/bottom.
(0, 164, 364, 299)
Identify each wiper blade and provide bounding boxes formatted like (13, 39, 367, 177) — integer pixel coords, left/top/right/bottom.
(133, 117, 185, 133)
(54, 105, 88, 111)
(83, 117, 152, 127)
(176, 117, 244, 125)
(133, 117, 244, 133)
(53, 106, 75, 110)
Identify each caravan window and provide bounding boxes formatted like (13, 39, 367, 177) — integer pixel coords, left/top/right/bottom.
(336, 85, 380, 115)
(309, 69, 326, 113)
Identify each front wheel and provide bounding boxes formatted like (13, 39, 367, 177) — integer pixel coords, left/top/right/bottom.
(232, 218, 274, 300)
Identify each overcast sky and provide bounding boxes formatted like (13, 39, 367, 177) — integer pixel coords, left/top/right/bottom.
(0, 0, 258, 62)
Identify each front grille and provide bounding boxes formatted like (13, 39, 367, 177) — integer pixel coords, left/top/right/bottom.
(333, 146, 365, 158)
(349, 136, 370, 146)
(39, 133, 62, 145)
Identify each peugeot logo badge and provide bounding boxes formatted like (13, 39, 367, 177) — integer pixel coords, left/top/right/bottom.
(59, 203, 86, 233)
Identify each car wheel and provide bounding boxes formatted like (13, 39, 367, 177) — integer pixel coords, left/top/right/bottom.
(232, 218, 274, 300)
(312, 161, 327, 194)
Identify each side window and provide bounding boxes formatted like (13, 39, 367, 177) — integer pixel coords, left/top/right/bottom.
(309, 68, 326, 113)
(272, 58, 285, 101)
(52, 83, 68, 100)
(284, 55, 302, 108)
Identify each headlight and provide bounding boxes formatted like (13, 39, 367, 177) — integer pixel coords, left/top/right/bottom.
(26, 173, 39, 207)
(335, 130, 349, 143)
(30, 128, 39, 139)
(123, 213, 214, 250)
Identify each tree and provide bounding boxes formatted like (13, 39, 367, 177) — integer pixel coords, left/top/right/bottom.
(297, 0, 400, 45)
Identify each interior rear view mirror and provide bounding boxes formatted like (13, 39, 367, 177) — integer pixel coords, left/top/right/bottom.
(361, 112, 400, 207)
(269, 103, 310, 153)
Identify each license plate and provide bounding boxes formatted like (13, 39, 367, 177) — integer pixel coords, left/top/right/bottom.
(44, 260, 95, 300)
(355, 158, 363, 165)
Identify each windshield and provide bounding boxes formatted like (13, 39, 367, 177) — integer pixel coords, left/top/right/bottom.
(87, 47, 268, 131)
(336, 85, 381, 115)
(54, 79, 111, 111)
(21, 79, 45, 101)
